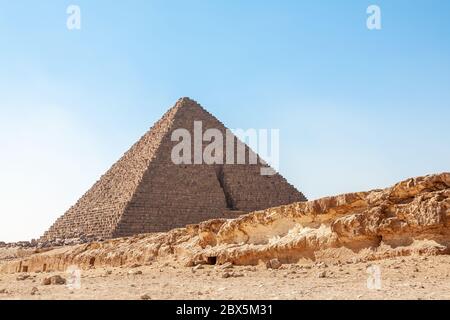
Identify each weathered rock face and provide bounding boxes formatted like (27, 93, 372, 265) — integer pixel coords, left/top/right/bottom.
(2, 173, 449, 273)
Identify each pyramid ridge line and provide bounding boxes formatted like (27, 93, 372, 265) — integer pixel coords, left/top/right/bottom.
(42, 99, 184, 240)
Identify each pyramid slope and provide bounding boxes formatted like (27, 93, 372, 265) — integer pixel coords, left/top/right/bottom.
(43, 98, 306, 240)
(42, 102, 182, 240)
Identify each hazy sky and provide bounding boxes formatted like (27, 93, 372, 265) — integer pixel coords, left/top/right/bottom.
(0, 0, 449, 242)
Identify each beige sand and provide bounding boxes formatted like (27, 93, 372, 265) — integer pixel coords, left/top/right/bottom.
(1, 254, 449, 300)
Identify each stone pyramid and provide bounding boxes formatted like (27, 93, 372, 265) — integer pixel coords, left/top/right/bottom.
(42, 98, 306, 240)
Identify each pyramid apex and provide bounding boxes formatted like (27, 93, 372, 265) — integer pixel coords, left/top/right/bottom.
(176, 97, 199, 105)
(173, 97, 207, 114)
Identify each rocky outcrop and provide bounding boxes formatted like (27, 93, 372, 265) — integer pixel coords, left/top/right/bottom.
(0, 234, 105, 249)
(1, 173, 449, 273)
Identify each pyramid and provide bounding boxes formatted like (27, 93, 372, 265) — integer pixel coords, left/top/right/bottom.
(42, 98, 307, 240)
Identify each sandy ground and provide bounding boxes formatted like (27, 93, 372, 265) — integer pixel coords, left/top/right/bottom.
(1, 254, 450, 300)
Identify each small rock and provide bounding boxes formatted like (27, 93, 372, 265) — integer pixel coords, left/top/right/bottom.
(193, 265, 204, 271)
(42, 275, 66, 285)
(318, 271, 327, 278)
(128, 270, 143, 275)
(220, 262, 234, 269)
(51, 275, 66, 285)
(141, 294, 151, 300)
(222, 272, 231, 279)
(0, 289, 7, 294)
(16, 274, 30, 281)
(30, 287, 39, 295)
(231, 272, 244, 278)
(266, 259, 282, 270)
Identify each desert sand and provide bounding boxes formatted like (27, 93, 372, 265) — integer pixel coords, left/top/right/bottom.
(0, 253, 450, 300)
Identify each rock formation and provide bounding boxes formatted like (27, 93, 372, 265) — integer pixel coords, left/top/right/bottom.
(2, 172, 448, 274)
(41, 97, 306, 241)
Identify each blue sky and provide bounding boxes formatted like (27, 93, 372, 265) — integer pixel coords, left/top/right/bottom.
(0, 0, 449, 241)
